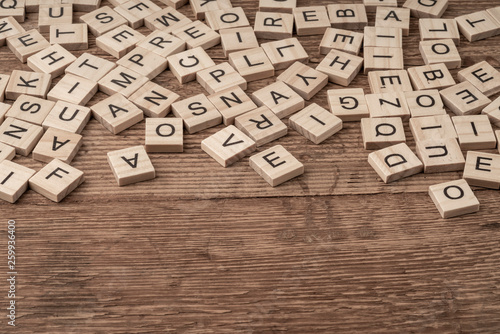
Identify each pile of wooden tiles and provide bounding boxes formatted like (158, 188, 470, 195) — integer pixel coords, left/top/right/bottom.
(0, 0, 499, 219)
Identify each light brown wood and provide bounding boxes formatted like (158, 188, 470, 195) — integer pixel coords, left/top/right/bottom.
(259, 0, 296, 13)
(327, 4, 368, 30)
(407, 62, 456, 90)
(363, 46, 404, 74)
(404, 89, 446, 117)
(7, 29, 50, 63)
(364, 26, 402, 48)
(196, 62, 247, 94)
(253, 11, 294, 40)
(32, 127, 83, 163)
(107, 145, 155, 186)
(363, 0, 397, 12)
(91, 93, 144, 134)
(143, 6, 192, 33)
(455, 10, 500, 42)
(293, 6, 330, 36)
(0, 16, 25, 46)
(457, 60, 500, 97)
(278, 61, 328, 100)
(27, 44, 77, 79)
(228, 47, 275, 82)
(483, 96, 500, 126)
(409, 114, 458, 142)
(0, 74, 10, 102)
(328, 88, 369, 121)
(289, 103, 342, 144)
(429, 179, 479, 218)
(365, 92, 411, 119)
(375, 7, 411, 36)
(415, 137, 465, 173)
(261, 37, 308, 70)
(7, 94, 55, 125)
(419, 38, 461, 69)
(136, 30, 186, 58)
(62, 0, 101, 12)
(167, 47, 216, 84)
(0, 141, 15, 162)
(129, 81, 180, 118)
(113, 0, 161, 29)
(158, 0, 188, 10)
(320, 28, 364, 56)
(208, 86, 257, 125)
(41, 100, 92, 134)
(220, 26, 259, 57)
(190, 0, 232, 20)
(38, 3, 72, 33)
(47, 73, 98, 105)
(116, 47, 168, 80)
(368, 142, 423, 183)
(145, 118, 183, 153)
(96, 24, 145, 58)
(0, 117, 44, 155)
(0, 0, 25, 22)
(171, 93, 222, 134)
(234, 106, 287, 146)
(0, 160, 35, 203)
(361, 117, 406, 150)
(205, 7, 250, 32)
(452, 114, 497, 150)
(65, 52, 116, 82)
(403, 0, 448, 18)
(463, 151, 500, 189)
(172, 20, 221, 50)
(251, 81, 304, 119)
(97, 65, 149, 97)
(368, 69, 413, 94)
(419, 18, 460, 45)
(440, 81, 491, 115)
(5, 70, 52, 99)
(80, 6, 128, 37)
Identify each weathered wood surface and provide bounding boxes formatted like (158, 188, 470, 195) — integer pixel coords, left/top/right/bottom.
(1, 0, 500, 332)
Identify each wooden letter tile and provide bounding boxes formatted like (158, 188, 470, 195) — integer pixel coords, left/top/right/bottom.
(228, 47, 275, 82)
(129, 81, 180, 118)
(98, 65, 149, 98)
(327, 4, 368, 29)
(407, 63, 455, 90)
(5, 70, 51, 99)
(289, 103, 342, 144)
(440, 81, 491, 116)
(0, 117, 44, 156)
(463, 151, 500, 189)
(137, 30, 186, 58)
(293, 6, 330, 36)
(251, 81, 305, 119)
(38, 3, 72, 33)
(116, 47, 167, 80)
(171, 93, 222, 134)
(0, 74, 9, 101)
(190, 0, 232, 20)
(42, 100, 91, 134)
(208, 86, 257, 125)
(0, 160, 35, 203)
(404, 89, 446, 118)
(91, 93, 144, 134)
(261, 38, 308, 70)
(7, 94, 55, 125)
(196, 62, 247, 94)
(96, 24, 145, 58)
(167, 47, 216, 84)
(145, 118, 183, 153)
(144, 6, 192, 33)
(277, 61, 328, 100)
(415, 138, 465, 173)
(0, 16, 25, 46)
(429, 179, 479, 218)
(364, 47, 404, 74)
(364, 26, 402, 48)
(7, 29, 50, 63)
(327, 88, 369, 121)
(157, 0, 188, 9)
(0, 0, 25, 22)
(487, 6, 500, 26)
(368, 143, 423, 183)
(365, 92, 411, 120)
(254, 11, 294, 40)
(409, 114, 457, 142)
(32, 127, 82, 163)
(172, 20, 221, 50)
(62, 0, 101, 12)
(107, 145, 155, 186)
(49, 23, 88, 51)
(80, 6, 128, 37)
(259, 0, 296, 13)
(457, 61, 500, 97)
(361, 117, 406, 150)
(368, 70, 413, 94)
(482, 96, 500, 127)
(27, 44, 76, 79)
(234, 106, 287, 146)
(403, 0, 448, 18)
(220, 26, 258, 57)
(452, 115, 496, 150)
(206, 7, 250, 31)
(419, 39, 461, 69)
(455, 10, 500, 42)
(0, 141, 15, 162)
(65, 53, 116, 82)
(363, 0, 397, 13)
(201, 125, 256, 167)
(320, 28, 364, 56)
(114, 0, 161, 29)
(375, 7, 411, 36)
(47, 73, 98, 106)
(419, 18, 460, 45)
(249, 145, 304, 187)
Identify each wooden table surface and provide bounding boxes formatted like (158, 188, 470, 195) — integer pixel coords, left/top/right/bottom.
(2, 0, 500, 332)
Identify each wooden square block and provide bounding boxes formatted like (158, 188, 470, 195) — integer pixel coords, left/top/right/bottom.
(144, 6, 192, 33)
(0, 0, 25, 22)
(137, 30, 186, 58)
(32, 127, 82, 163)
(0, 74, 9, 102)
(145, 118, 183, 153)
(42, 100, 91, 134)
(98, 65, 149, 98)
(234, 106, 287, 146)
(206, 7, 249, 32)
(251, 81, 305, 119)
(375, 7, 411, 36)
(278, 61, 328, 100)
(172, 20, 221, 50)
(429, 179, 479, 218)
(249, 145, 304, 187)
(403, 0, 448, 18)
(0, 17, 25, 46)
(368, 70, 413, 94)
(107, 145, 155, 186)
(5, 70, 51, 100)
(49, 23, 88, 51)
(208, 86, 257, 125)
(408, 63, 455, 90)
(0, 142, 15, 162)
(27, 44, 76, 79)
(327, 4, 368, 30)
(196, 62, 247, 95)
(80, 6, 128, 37)
(327, 88, 369, 122)
(0, 117, 44, 156)
(228, 47, 275, 82)
(455, 10, 500, 42)
(0, 103, 9, 124)
(463, 151, 500, 189)
(419, 18, 460, 45)
(91, 93, 144, 134)
(361, 117, 406, 150)
(129, 81, 180, 118)
(190, 0, 232, 20)
(365, 92, 411, 120)
(0, 160, 35, 203)
(409, 114, 457, 142)
(220, 26, 258, 57)
(171, 93, 222, 134)
(7, 94, 55, 125)
(38, 4, 72, 33)
(114, 0, 161, 29)
(96, 24, 145, 58)
(157, 0, 188, 10)
(253, 11, 294, 40)
(440, 81, 491, 116)
(116, 47, 167, 80)
(452, 115, 496, 150)
(201, 125, 256, 167)
(167, 47, 216, 84)
(457, 61, 500, 97)
(363, 0, 397, 12)
(416, 138, 464, 173)
(363, 47, 404, 74)
(62, 0, 101, 12)
(108, 0, 129, 6)
(289, 103, 342, 145)
(293, 6, 330, 36)
(261, 38, 308, 70)
(487, 6, 500, 26)
(320, 28, 363, 56)
(29, 158, 84, 202)
(404, 89, 446, 118)
(482, 96, 500, 127)
(364, 26, 402, 48)
(47, 73, 98, 106)
(7, 29, 50, 63)
(259, 0, 296, 13)
(368, 143, 423, 183)
(65, 52, 116, 82)
(419, 39, 460, 69)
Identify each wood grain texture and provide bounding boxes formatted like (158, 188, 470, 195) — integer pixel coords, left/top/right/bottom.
(1, 0, 500, 333)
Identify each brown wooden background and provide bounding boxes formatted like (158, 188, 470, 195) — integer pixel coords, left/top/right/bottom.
(2, 0, 500, 332)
